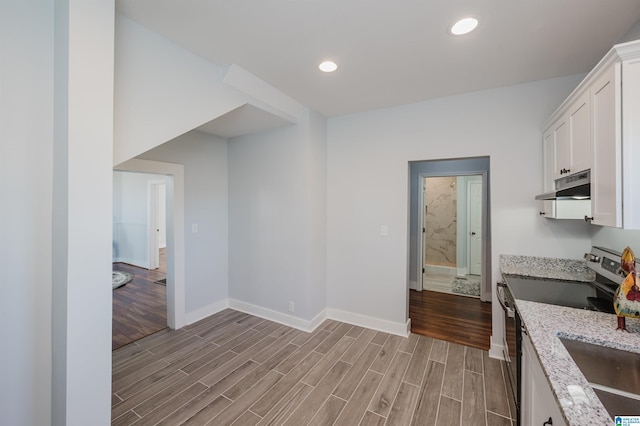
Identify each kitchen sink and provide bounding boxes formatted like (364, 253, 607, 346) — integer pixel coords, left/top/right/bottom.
(559, 337, 640, 418)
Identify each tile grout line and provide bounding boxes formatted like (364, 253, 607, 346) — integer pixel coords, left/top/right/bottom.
(434, 341, 449, 424)
(481, 350, 489, 426)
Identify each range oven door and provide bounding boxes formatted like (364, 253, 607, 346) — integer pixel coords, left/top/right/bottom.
(498, 282, 520, 425)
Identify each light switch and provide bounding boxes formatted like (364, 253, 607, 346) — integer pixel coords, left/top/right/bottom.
(192, 223, 198, 233)
(380, 225, 388, 237)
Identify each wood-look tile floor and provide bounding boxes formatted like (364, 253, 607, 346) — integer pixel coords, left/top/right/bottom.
(112, 309, 514, 425)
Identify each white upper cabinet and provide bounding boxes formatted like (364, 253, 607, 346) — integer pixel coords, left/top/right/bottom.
(567, 93, 591, 175)
(548, 92, 590, 180)
(590, 63, 621, 227)
(541, 39, 640, 229)
(552, 115, 570, 179)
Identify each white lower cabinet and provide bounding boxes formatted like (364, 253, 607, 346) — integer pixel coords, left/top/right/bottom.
(521, 332, 567, 426)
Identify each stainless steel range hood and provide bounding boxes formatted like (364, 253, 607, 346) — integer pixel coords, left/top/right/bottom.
(535, 170, 590, 201)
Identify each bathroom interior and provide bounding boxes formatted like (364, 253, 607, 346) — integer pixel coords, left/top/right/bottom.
(422, 175, 483, 297)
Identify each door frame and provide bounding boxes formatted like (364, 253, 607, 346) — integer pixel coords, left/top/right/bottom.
(115, 158, 186, 329)
(466, 179, 483, 276)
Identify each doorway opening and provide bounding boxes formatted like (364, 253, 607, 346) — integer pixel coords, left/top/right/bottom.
(112, 158, 186, 350)
(111, 171, 169, 349)
(420, 175, 483, 298)
(408, 157, 492, 349)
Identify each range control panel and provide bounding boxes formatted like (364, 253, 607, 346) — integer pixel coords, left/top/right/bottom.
(586, 246, 626, 286)
(601, 256, 621, 275)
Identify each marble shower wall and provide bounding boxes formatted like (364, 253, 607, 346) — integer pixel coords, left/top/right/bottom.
(424, 176, 457, 267)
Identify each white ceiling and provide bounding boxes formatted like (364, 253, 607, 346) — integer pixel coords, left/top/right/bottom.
(116, 0, 640, 118)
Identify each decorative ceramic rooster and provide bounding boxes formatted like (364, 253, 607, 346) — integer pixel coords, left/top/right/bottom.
(614, 246, 640, 331)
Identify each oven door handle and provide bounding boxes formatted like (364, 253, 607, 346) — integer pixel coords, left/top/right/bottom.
(497, 282, 516, 318)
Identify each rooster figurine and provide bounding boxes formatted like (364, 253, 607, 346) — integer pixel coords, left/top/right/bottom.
(614, 246, 640, 331)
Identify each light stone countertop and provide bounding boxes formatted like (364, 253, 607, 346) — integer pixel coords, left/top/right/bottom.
(500, 254, 596, 282)
(500, 254, 640, 426)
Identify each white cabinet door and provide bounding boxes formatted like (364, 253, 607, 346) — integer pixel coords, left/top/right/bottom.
(553, 117, 570, 180)
(590, 63, 622, 227)
(521, 333, 567, 426)
(540, 129, 556, 218)
(568, 93, 591, 174)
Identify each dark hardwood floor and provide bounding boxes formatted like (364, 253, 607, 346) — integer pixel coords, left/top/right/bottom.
(112, 261, 167, 350)
(410, 289, 492, 351)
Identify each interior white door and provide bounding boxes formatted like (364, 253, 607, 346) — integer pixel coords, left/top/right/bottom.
(148, 181, 164, 270)
(157, 183, 167, 249)
(468, 180, 482, 276)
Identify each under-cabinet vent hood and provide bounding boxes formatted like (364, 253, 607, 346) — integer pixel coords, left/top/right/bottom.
(535, 170, 590, 201)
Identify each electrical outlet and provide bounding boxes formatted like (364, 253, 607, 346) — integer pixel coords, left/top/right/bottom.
(288, 301, 295, 313)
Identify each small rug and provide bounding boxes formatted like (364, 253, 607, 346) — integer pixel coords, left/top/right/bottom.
(452, 277, 481, 297)
(112, 270, 133, 290)
(154, 278, 167, 286)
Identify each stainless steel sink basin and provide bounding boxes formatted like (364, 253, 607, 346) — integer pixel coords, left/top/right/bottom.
(559, 337, 640, 418)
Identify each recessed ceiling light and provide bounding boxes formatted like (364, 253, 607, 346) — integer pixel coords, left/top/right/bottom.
(450, 17, 478, 36)
(319, 61, 338, 73)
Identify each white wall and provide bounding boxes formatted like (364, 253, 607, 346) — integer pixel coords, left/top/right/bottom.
(139, 130, 230, 313)
(0, 2, 53, 424)
(228, 111, 327, 325)
(619, 17, 640, 43)
(115, 15, 249, 166)
(592, 226, 640, 254)
(113, 171, 167, 267)
(326, 75, 593, 350)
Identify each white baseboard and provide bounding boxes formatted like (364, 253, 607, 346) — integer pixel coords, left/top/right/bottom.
(184, 298, 412, 339)
(457, 267, 468, 277)
(489, 339, 506, 360)
(228, 298, 327, 333)
(425, 264, 456, 276)
(185, 299, 229, 325)
(326, 308, 411, 337)
(409, 280, 419, 290)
